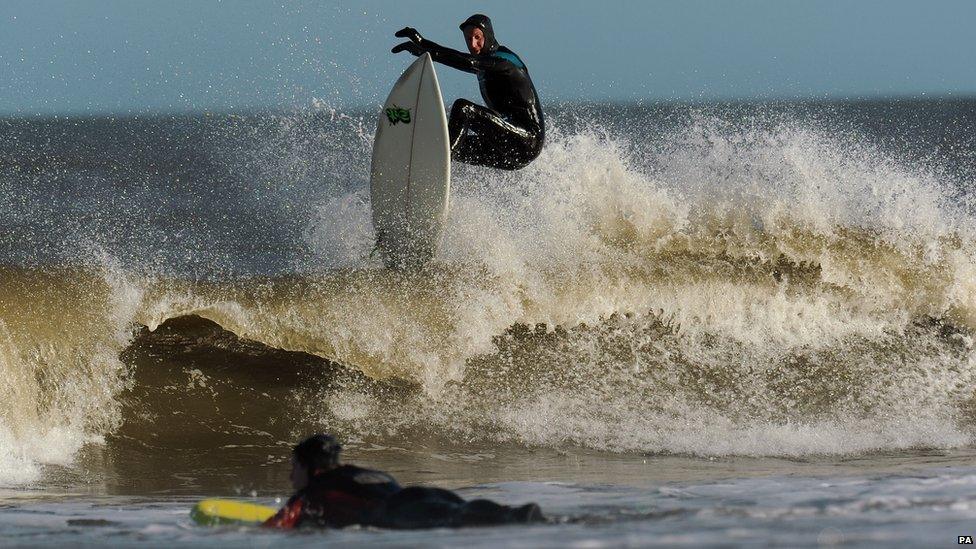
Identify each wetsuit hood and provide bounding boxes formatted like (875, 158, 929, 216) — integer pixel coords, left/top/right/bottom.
(459, 13, 499, 54)
(294, 433, 342, 474)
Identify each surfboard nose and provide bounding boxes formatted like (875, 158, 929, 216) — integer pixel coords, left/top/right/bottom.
(370, 51, 451, 269)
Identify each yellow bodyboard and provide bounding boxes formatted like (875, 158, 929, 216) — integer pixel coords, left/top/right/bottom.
(191, 498, 278, 526)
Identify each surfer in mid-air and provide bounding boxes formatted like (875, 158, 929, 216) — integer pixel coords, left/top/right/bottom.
(264, 433, 544, 529)
(392, 14, 545, 171)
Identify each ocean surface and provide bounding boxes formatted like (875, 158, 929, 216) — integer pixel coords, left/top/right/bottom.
(2, 98, 976, 547)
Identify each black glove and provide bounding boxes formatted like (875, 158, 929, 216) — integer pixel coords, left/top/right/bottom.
(391, 26, 426, 55)
(391, 41, 424, 56)
(394, 27, 423, 44)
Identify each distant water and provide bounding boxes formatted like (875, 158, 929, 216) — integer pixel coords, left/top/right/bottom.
(2, 99, 976, 546)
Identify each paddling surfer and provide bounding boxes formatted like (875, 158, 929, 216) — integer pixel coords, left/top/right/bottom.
(391, 14, 545, 171)
(263, 434, 401, 528)
(264, 433, 545, 529)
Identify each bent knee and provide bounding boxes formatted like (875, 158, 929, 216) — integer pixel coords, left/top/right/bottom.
(450, 98, 477, 117)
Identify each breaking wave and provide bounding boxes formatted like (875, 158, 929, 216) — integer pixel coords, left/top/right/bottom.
(3, 104, 976, 485)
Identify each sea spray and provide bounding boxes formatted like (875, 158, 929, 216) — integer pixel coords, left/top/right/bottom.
(4, 104, 976, 484)
(294, 111, 976, 453)
(0, 257, 141, 485)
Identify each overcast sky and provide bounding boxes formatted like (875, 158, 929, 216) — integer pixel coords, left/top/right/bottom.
(2, 0, 974, 115)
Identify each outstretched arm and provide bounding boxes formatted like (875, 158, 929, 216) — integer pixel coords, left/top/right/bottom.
(263, 497, 302, 529)
(391, 27, 503, 74)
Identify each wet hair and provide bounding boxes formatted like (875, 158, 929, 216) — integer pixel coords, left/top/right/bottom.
(292, 433, 342, 472)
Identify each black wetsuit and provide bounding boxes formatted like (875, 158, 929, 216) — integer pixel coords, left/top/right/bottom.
(392, 15, 545, 170)
(265, 465, 545, 530)
(264, 465, 401, 529)
(377, 486, 544, 529)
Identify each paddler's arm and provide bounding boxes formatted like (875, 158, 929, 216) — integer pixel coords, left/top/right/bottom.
(391, 27, 503, 74)
(262, 496, 303, 529)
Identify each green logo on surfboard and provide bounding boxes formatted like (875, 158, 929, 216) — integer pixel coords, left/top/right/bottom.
(385, 105, 411, 125)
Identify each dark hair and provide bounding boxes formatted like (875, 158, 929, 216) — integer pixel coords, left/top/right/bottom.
(293, 433, 342, 472)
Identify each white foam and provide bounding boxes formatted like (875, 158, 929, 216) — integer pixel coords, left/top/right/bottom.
(8, 105, 976, 486)
(162, 111, 976, 456)
(0, 425, 90, 486)
(0, 253, 143, 486)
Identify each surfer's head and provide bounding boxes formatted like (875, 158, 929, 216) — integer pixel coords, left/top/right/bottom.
(460, 13, 498, 55)
(290, 433, 342, 489)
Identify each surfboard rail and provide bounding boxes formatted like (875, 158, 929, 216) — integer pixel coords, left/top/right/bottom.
(190, 498, 277, 526)
(369, 53, 451, 269)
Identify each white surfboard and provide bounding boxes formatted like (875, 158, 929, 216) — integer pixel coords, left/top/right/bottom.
(370, 53, 451, 269)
